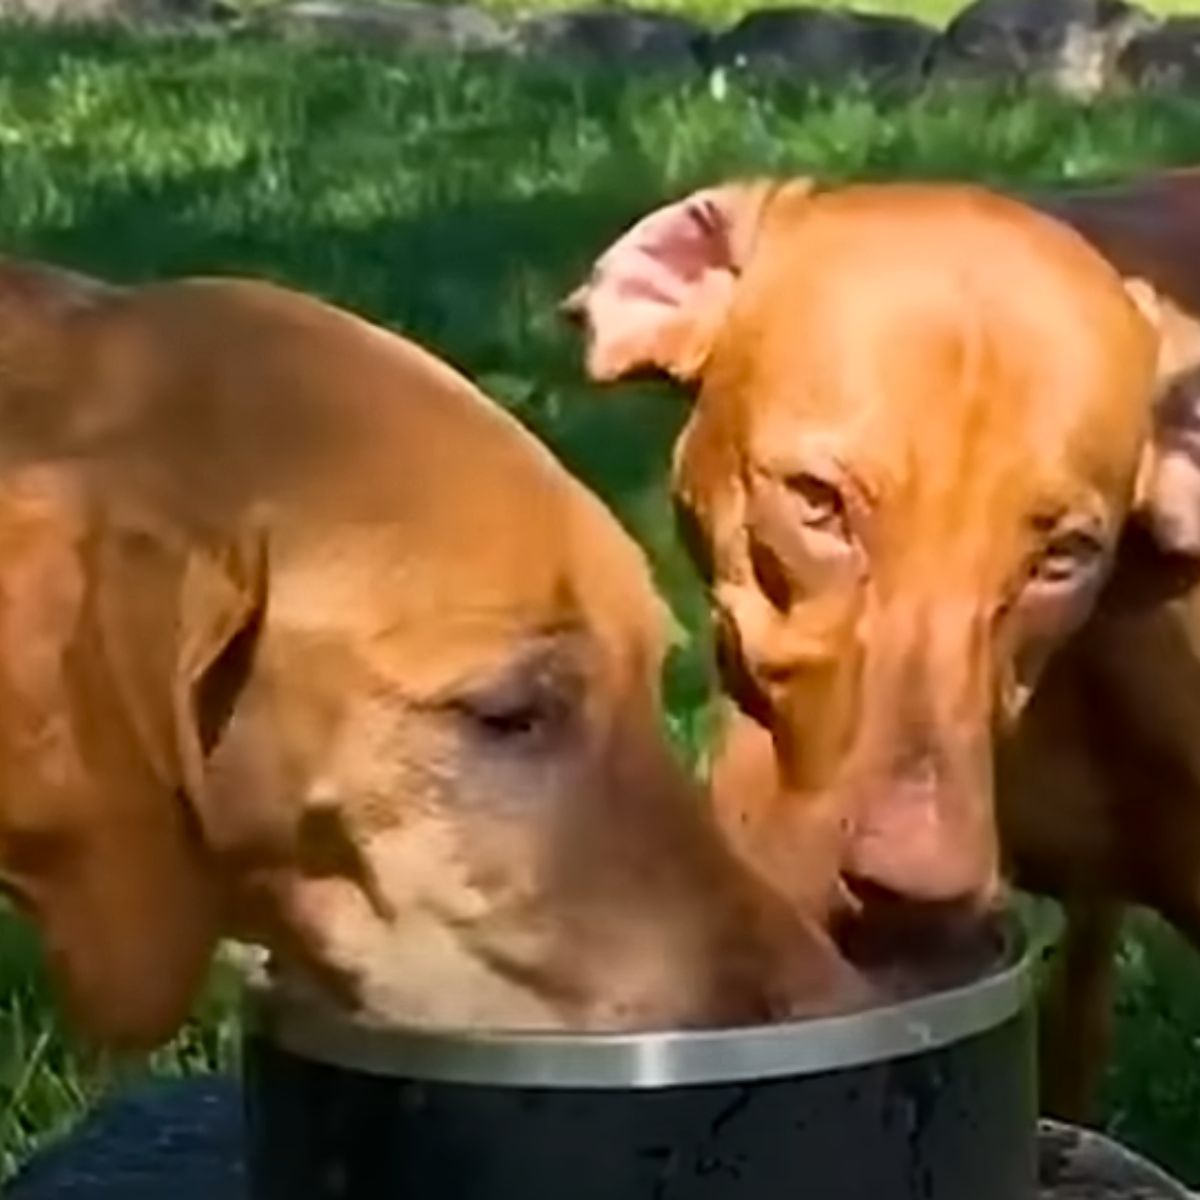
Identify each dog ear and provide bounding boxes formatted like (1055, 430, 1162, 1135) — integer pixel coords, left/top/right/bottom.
(561, 179, 807, 385)
(1124, 280, 1200, 555)
(0, 474, 267, 1049)
(93, 506, 268, 810)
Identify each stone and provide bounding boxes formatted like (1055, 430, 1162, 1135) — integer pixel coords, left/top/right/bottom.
(1120, 17, 1200, 89)
(512, 6, 707, 72)
(259, 0, 512, 53)
(6, 1077, 246, 1200)
(707, 6, 936, 87)
(0, 0, 214, 25)
(1037, 1119, 1193, 1199)
(927, 0, 1158, 99)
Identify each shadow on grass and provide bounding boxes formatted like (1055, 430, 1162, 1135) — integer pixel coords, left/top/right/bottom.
(1101, 914, 1200, 1185)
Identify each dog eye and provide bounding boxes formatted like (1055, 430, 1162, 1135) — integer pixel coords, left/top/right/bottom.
(785, 473, 849, 540)
(465, 695, 553, 738)
(451, 661, 577, 747)
(1031, 529, 1106, 585)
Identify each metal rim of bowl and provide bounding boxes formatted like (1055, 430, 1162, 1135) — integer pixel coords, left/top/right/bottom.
(244, 924, 1032, 1090)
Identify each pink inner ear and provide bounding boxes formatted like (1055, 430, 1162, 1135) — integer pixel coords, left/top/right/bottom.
(1142, 443, 1200, 555)
(569, 189, 744, 384)
(1141, 317, 1200, 556)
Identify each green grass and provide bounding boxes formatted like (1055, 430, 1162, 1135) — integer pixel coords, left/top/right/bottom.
(3, 20, 1200, 1188)
(1103, 914, 1200, 1183)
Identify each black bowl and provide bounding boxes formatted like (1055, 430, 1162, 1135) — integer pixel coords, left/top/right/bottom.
(242, 931, 1036, 1200)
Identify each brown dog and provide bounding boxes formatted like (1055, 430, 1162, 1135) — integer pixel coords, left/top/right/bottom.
(996, 526, 1200, 1120)
(989, 168, 1200, 1119)
(0, 260, 855, 1050)
(564, 180, 1189, 994)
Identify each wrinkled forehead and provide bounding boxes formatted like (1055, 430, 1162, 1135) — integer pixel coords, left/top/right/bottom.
(271, 470, 670, 699)
(702, 189, 1157, 517)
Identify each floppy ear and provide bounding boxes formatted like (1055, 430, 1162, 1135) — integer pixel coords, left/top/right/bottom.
(1124, 281, 1200, 555)
(561, 179, 803, 385)
(94, 506, 269, 847)
(83, 508, 266, 1046)
(0, 482, 267, 1050)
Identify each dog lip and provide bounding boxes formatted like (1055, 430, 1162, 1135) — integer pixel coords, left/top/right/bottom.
(832, 879, 1006, 983)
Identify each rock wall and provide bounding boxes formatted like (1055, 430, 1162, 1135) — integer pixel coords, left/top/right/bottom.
(8, 0, 1200, 99)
